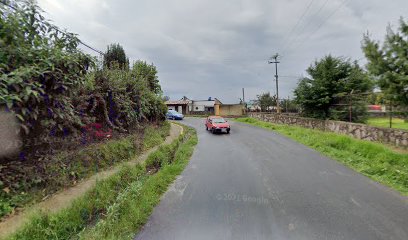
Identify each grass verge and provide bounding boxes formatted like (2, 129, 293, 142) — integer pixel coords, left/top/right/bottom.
(0, 122, 170, 220)
(235, 117, 408, 196)
(184, 114, 209, 118)
(5, 124, 197, 240)
(367, 117, 408, 130)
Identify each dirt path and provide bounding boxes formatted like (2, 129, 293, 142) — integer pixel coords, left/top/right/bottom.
(0, 123, 183, 239)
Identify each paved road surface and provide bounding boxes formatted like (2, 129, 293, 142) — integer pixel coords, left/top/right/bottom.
(135, 117, 408, 240)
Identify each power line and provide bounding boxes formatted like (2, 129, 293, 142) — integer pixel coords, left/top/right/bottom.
(281, 0, 330, 56)
(0, 0, 16, 10)
(286, 0, 349, 55)
(280, 0, 316, 54)
(0, 0, 105, 56)
(77, 40, 104, 55)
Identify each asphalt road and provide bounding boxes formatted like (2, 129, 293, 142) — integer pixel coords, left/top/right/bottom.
(135, 117, 408, 240)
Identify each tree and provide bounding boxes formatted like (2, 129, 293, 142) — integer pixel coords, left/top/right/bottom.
(294, 55, 372, 122)
(362, 18, 408, 113)
(132, 60, 161, 94)
(280, 98, 299, 113)
(103, 43, 129, 70)
(256, 92, 276, 112)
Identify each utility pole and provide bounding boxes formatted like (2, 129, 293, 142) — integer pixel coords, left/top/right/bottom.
(242, 88, 245, 103)
(268, 53, 280, 113)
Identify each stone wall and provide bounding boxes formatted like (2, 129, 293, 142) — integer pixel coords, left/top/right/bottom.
(248, 112, 408, 148)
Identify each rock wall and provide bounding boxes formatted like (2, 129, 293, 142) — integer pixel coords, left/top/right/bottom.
(248, 113, 408, 148)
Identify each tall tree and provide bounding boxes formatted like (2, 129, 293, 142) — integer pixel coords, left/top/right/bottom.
(362, 18, 408, 108)
(294, 55, 372, 122)
(103, 43, 129, 70)
(132, 60, 161, 94)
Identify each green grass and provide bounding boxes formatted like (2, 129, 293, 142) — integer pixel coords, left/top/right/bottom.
(5, 124, 197, 240)
(235, 117, 408, 196)
(0, 122, 170, 220)
(367, 117, 408, 130)
(143, 122, 171, 150)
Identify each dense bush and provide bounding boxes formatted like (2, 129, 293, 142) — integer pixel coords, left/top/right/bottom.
(0, 1, 167, 157)
(0, 0, 168, 219)
(0, 2, 93, 140)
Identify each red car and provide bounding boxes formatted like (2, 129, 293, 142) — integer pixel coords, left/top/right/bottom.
(205, 116, 230, 134)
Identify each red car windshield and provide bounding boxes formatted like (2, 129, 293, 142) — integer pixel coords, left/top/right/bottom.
(212, 118, 226, 123)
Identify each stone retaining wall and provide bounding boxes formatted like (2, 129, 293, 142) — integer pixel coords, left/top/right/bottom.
(248, 113, 408, 148)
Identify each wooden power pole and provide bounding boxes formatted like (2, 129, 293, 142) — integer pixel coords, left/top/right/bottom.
(268, 54, 280, 113)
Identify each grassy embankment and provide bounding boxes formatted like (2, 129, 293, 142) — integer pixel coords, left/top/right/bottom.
(5, 124, 197, 240)
(367, 117, 408, 130)
(235, 118, 408, 196)
(0, 123, 170, 219)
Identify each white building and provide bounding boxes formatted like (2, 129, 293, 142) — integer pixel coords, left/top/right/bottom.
(165, 97, 222, 114)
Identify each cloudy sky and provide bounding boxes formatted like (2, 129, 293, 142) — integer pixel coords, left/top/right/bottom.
(37, 0, 407, 103)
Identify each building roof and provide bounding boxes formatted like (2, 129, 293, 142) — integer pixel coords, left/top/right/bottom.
(165, 100, 190, 105)
(165, 97, 222, 105)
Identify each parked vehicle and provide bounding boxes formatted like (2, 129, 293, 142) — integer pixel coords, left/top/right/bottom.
(166, 110, 184, 120)
(205, 116, 230, 134)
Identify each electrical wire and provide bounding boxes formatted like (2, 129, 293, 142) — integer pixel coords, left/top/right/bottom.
(281, 0, 330, 56)
(283, 0, 350, 57)
(279, 0, 316, 55)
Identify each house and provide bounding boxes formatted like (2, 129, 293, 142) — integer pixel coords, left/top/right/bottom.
(190, 97, 222, 113)
(165, 97, 244, 116)
(165, 97, 222, 115)
(165, 97, 192, 114)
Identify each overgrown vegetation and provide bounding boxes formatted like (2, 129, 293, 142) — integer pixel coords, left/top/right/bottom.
(236, 118, 408, 195)
(0, 1, 92, 145)
(6, 125, 197, 240)
(0, 122, 170, 219)
(0, 1, 168, 219)
(0, 1, 167, 157)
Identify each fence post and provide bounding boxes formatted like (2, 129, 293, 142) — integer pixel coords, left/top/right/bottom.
(389, 102, 393, 128)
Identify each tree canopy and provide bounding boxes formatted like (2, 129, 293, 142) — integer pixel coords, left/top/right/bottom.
(103, 43, 129, 70)
(294, 55, 372, 122)
(132, 60, 162, 94)
(362, 18, 408, 106)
